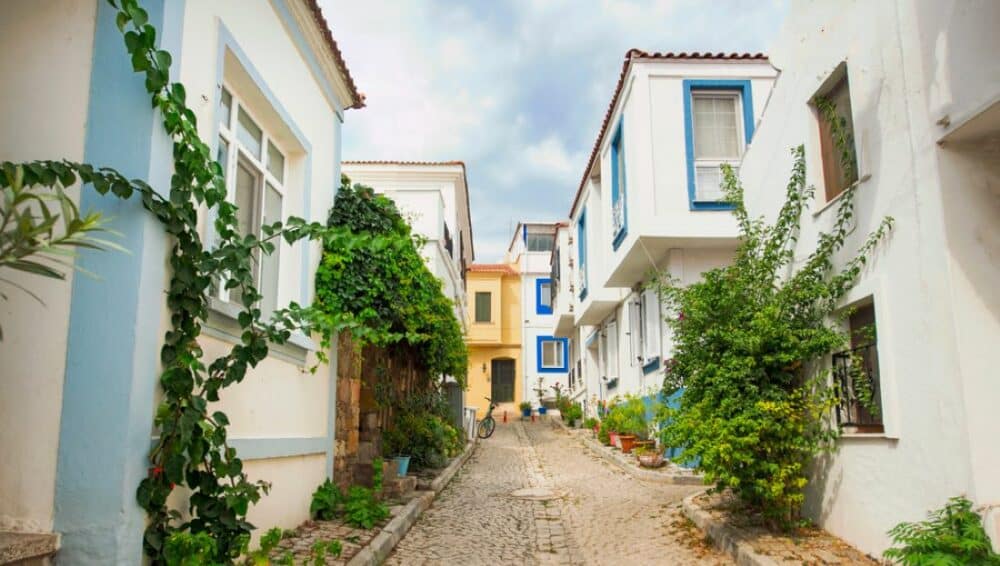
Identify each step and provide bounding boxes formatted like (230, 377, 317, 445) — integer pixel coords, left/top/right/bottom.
(0, 532, 59, 565)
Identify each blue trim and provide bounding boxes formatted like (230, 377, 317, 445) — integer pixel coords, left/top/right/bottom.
(536, 336, 569, 373)
(210, 23, 316, 306)
(54, 2, 182, 563)
(577, 209, 588, 299)
(642, 356, 662, 375)
(682, 79, 755, 211)
(522, 223, 527, 244)
(271, 0, 345, 116)
(535, 277, 553, 315)
(610, 120, 628, 250)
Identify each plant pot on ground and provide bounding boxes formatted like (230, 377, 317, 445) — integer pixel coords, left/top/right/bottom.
(392, 455, 411, 476)
(609, 431, 620, 448)
(619, 434, 637, 454)
(519, 401, 532, 418)
(634, 446, 664, 468)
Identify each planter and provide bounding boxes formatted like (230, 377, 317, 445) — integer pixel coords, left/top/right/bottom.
(619, 434, 637, 454)
(392, 455, 411, 477)
(634, 440, 655, 451)
(538, 406, 548, 415)
(521, 408, 532, 418)
(609, 431, 620, 449)
(636, 451, 664, 468)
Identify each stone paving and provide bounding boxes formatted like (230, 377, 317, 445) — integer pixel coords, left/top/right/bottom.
(386, 418, 731, 565)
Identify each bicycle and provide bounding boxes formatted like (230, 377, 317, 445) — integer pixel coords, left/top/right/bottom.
(477, 397, 498, 439)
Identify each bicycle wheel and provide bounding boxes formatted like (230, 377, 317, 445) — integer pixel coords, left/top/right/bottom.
(477, 416, 496, 439)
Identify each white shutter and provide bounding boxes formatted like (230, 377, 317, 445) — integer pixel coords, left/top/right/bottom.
(606, 321, 619, 378)
(643, 291, 661, 363)
(629, 300, 642, 366)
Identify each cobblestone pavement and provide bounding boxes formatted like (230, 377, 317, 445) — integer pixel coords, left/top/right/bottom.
(386, 419, 732, 565)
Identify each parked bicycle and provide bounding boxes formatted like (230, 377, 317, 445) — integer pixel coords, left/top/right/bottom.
(477, 397, 498, 439)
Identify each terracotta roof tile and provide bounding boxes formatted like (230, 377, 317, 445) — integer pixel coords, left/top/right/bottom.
(467, 263, 518, 275)
(568, 50, 769, 218)
(304, 0, 365, 109)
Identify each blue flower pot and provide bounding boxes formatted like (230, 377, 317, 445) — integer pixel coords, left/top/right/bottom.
(538, 406, 548, 415)
(521, 408, 532, 417)
(393, 455, 411, 476)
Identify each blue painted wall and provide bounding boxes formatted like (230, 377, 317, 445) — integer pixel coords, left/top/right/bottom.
(53, 1, 182, 562)
(643, 390, 698, 468)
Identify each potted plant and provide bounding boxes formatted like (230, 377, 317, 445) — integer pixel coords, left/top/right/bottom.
(381, 426, 411, 476)
(616, 395, 648, 454)
(564, 404, 583, 427)
(634, 445, 664, 468)
(584, 417, 599, 436)
(519, 401, 532, 418)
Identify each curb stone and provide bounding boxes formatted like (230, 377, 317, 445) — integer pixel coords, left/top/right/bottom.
(681, 491, 783, 566)
(552, 418, 704, 486)
(346, 440, 477, 566)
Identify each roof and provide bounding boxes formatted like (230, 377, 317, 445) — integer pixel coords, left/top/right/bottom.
(568, 49, 769, 218)
(467, 263, 519, 276)
(342, 160, 474, 260)
(304, 0, 365, 109)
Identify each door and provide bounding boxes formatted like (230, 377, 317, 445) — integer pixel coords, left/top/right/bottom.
(491, 359, 515, 403)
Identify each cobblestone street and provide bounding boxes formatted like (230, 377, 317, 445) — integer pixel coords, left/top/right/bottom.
(386, 419, 731, 565)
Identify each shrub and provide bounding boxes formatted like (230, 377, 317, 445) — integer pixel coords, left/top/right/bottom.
(564, 403, 583, 424)
(884, 497, 1000, 565)
(519, 401, 532, 412)
(309, 479, 342, 521)
(386, 411, 461, 470)
(163, 531, 216, 566)
(656, 146, 892, 525)
(584, 417, 599, 430)
(342, 486, 389, 530)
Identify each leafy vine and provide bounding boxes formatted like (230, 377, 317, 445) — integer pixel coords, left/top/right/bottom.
(1, 1, 367, 562)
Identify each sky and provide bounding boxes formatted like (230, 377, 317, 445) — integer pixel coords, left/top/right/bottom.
(321, 0, 789, 262)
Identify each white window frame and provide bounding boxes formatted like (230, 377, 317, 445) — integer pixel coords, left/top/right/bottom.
(604, 321, 619, 378)
(691, 91, 746, 202)
(215, 84, 287, 313)
(641, 290, 661, 364)
(541, 339, 564, 369)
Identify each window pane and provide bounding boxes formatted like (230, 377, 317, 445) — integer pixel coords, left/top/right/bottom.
(235, 161, 259, 237)
(693, 95, 740, 160)
(260, 183, 282, 318)
(217, 137, 229, 181)
(542, 342, 556, 367)
(540, 282, 552, 308)
(818, 77, 858, 201)
(615, 138, 626, 201)
(526, 233, 554, 252)
(475, 292, 491, 322)
(237, 107, 263, 159)
(267, 141, 285, 183)
(695, 165, 737, 202)
(219, 88, 232, 128)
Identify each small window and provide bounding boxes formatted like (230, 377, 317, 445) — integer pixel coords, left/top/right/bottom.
(236, 107, 263, 159)
(602, 321, 619, 378)
(833, 302, 883, 433)
(536, 278, 553, 315)
(540, 338, 565, 369)
(814, 73, 858, 202)
(611, 124, 626, 239)
(267, 141, 285, 183)
(691, 93, 743, 201)
(526, 232, 554, 252)
(219, 88, 232, 127)
(475, 292, 492, 323)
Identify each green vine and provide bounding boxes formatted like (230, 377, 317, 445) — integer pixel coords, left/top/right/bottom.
(1, 1, 368, 562)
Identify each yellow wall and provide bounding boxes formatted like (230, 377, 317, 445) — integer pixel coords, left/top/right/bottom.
(464, 270, 521, 418)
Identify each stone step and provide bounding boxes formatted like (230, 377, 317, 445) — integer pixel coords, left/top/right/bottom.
(382, 476, 417, 499)
(0, 532, 59, 566)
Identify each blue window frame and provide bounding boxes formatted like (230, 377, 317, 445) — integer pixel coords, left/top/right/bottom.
(535, 278, 553, 315)
(682, 79, 755, 211)
(536, 336, 569, 373)
(577, 209, 588, 300)
(610, 120, 628, 249)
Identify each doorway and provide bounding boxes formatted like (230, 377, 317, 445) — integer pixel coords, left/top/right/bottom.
(490, 358, 515, 402)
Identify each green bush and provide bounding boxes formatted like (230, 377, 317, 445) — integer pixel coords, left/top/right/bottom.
(385, 411, 461, 470)
(309, 479, 342, 521)
(656, 146, 892, 525)
(584, 417, 599, 430)
(308, 460, 389, 530)
(342, 486, 389, 529)
(564, 403, 583, 424)
(519, 401, 532, 412)
(884, 497, 1000, 565)
(163, 531, 216, 566)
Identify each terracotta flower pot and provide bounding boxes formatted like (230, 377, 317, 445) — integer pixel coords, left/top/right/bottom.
(609, 431, 620, 448)
(619, 434, 637, 454)
(636, 451, 664, 468)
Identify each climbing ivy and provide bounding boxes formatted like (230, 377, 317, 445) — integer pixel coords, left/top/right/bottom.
(1, 1, 367, 562)
(313, 179, 468, 385)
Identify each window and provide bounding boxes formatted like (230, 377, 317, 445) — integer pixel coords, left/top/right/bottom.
(600, 321, 619, 379)
(526, 232, 554, 252)
(628, 291, 662, 372)
(691, 93, 743, 201)
(474, 292, 492, 322)
(537, 336, 568, 372)
(216, 86, 286, 318)
(832, 301, 883, 433)
(536, 278, 553, 315)
(611, 122, 627, 246)
(814, 72, 858, 202)
(683, 80, 754, 209)
(577, 210, 588, 299)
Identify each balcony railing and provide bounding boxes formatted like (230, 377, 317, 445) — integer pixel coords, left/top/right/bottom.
(611, 198, 625, 238)
(832, 344, 883, 431)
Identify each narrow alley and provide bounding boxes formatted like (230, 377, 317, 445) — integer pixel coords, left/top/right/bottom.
(385, 420, 730, 565)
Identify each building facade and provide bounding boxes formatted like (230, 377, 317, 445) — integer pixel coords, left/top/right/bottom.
(0, 0, 361, 562)
(340, 160, 474, 331)
(736, 0, 1000, 555)
(553, 51, 776, 413)
(464, 263, 522, 418)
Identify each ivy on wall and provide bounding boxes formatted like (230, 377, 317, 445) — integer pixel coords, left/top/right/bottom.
(314, 179, 468, 386)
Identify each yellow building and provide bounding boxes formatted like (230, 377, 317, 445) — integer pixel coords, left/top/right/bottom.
(464, 263, 522, 418)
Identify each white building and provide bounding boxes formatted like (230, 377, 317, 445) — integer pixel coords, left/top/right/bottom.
(736, 0, 1000, 555)
(0, 1, 361, 562)
(340, 161, 475, 330)
(553, 51, 776, 411)
(507, 222, 568, 407)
